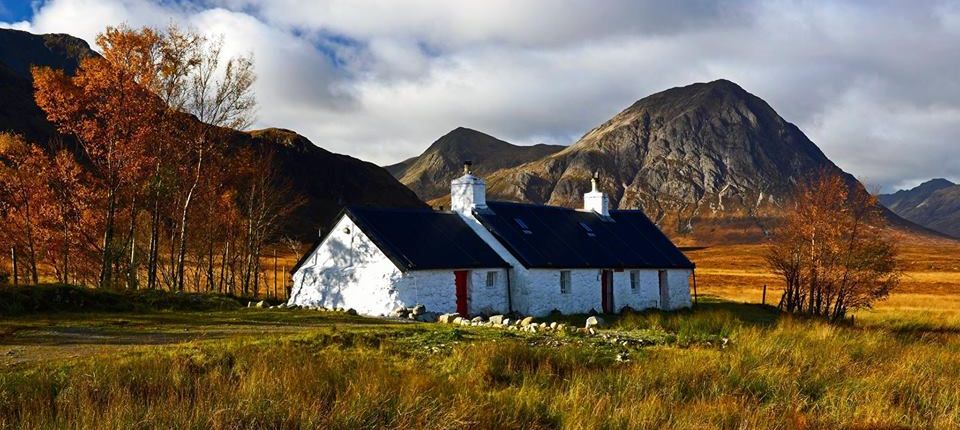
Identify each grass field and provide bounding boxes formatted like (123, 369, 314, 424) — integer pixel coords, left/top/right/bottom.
(1, 240, 959, 429)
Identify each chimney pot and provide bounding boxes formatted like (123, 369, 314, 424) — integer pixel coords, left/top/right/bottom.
(583, 172, 609, 216)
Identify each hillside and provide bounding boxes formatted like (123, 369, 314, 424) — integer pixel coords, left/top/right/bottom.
(0, 28, 96, 144)
(879, 179, 960, 238)
(0, 28, 426, 241)
(476, 80, 897, 242)
(385, 127, 563, 201)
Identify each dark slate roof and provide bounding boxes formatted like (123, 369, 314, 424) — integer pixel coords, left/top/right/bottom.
(472, 201, 694, 269)
(292, 207, 510, 273)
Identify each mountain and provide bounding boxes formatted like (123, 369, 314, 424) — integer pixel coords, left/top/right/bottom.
(472, 79, 853, 242)
(879, 179, 960, 238)
(0, 28, 96, 144)
(385, 127, 564, 201)
(0, 28, 425, 241)
(476, 79, 940, 242)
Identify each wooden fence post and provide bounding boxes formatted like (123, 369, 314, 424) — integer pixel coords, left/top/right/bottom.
(762, 284, 767, 305)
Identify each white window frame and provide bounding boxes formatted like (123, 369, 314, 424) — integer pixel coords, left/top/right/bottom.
(630, 270, 640, 291)
(560, 270, 571, 294)
(486, 271, 498, 288)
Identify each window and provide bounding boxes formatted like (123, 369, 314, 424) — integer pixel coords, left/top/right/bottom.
(630, 270, 640, 290)
(560, 270, 571, 294)
(486, 271, 498, 288)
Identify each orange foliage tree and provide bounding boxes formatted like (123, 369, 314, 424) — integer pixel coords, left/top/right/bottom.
(766, 172, 901, 321)
(33, 26, 164, 289)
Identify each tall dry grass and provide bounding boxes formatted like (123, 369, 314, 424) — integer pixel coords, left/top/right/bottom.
(2, 307, 959, 429)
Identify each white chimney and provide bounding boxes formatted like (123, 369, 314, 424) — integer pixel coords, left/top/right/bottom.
(451, 161, 487, 213)
(583, 172, 609, 216)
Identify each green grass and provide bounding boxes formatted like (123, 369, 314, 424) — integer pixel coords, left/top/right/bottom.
(1, 303, 959, 429)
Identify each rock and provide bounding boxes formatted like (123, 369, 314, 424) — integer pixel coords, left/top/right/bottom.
(453, 317, 464, 325)
(527, 325, 538, 333)
(502, 318, 511, 327)
(247, 302, 253, 308)
(585, 316, 606, 329)
(416, 312, 439, 322)
(520, 316, 535, 327)
(345, 308, 357, 315)
(254, 300, 266, 309)
(411, 304, 426, 316)
(557, 323, 568, 332)
(489, 315, 505, 325)
(588, 327, 597, 335)
(549, 322, 558, 330)
(438, 313, 458, 324)
(278, 303, 288, 309)
(471, 316, 484, 324)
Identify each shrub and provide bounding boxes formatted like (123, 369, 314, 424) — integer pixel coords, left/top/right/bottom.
(0, 284, 242, 315)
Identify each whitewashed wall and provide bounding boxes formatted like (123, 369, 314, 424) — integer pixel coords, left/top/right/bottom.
(612, 270, 662, 311)
(288, 215, 509, 316)
(518, 269, 600, 316)
(664, 269, 693, 310)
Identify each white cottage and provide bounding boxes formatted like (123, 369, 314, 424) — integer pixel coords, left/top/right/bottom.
(289, 165, 695, 317)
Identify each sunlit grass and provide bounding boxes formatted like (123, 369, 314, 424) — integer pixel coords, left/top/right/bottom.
(2, 304, 960, 428)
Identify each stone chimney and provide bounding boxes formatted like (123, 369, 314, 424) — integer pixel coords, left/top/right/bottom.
(451, 161, 487, 213)
(583, 171, 609, 216)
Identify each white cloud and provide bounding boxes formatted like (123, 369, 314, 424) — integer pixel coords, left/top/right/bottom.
(3, 0, 960, 191)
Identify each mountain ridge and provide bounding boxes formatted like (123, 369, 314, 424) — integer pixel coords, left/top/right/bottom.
(879, 179, 960, 239)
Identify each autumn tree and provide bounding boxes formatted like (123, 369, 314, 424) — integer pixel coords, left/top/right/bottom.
(766, 172, 901, 321)
(33, 26, 164, 289)
(143, 26, 256, 292)
(0, 133, 47, 284)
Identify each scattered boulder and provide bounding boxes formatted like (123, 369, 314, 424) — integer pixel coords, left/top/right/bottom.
(520, 316, 535, 327)
(489, 315, 505, 325)
(471, 316, 485, 324)
(585, 316, 606, 329)
(549, 322, 558, 330)
(411, 304, 426, 316)
(346, 308, 357, 315)
(254, 300, 266, 309)
(439, 313, 458, 324)
(453, 317, 464, 325)
(502, 318, 511, 327)
(416, 312, 439, 322)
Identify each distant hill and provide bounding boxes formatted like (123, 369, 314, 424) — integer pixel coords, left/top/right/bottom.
(0, 28, 425, 241)
(385, 127, 563, 202)
(879, 179, 960, 238)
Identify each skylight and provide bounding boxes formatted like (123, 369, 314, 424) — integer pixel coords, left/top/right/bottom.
(514, 218, 533, 235)
(579, 222, 596, 237)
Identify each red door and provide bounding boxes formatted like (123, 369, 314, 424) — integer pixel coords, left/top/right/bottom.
(455, 270, 469, 316)
(601, 270, 614, 313)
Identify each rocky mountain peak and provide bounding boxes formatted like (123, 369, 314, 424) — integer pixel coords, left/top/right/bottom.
(386, 127, 564, 201)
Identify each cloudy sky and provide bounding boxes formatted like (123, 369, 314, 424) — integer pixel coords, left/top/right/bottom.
(3, 0, 959, 191)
